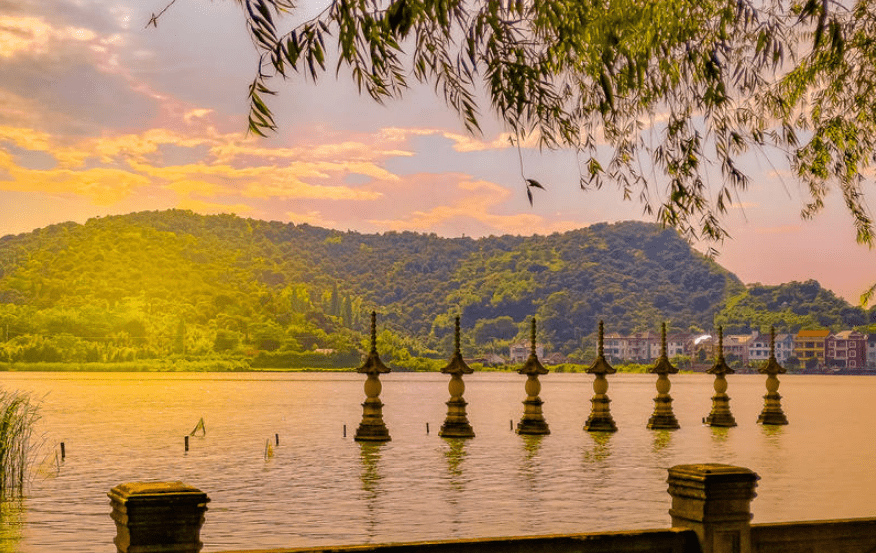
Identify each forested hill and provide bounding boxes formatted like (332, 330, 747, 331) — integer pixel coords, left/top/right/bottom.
(0, 210, 858, 367)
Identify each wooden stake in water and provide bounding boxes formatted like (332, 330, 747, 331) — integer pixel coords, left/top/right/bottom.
(426, 422, 430, 434)
(60, 442, 65, 460)
(275, 433, 279, 446)
(184, 436, 189, 452)
(343, 424, 346, 437)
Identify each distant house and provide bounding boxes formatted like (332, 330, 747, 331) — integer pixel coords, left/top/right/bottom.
(543, 352, 567, 365)
(794, 329, 830, 363)
(774, 334, 795, 363)
(748, 332, 795, 365)
(604, 332, 657, 362)
(826, 331, 867, 369)
(723, 333, 755, 365)
(509, 342, 544, 363)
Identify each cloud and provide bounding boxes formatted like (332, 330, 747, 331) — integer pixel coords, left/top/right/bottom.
(0, 15, 96, 59)
(367, 177, 581, 236)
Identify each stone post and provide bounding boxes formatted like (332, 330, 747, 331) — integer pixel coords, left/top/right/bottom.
(355, 311, 392, 442)
(516, 318, 550, 435)
(108, 481, 209, 553)
(705, 327, 736, 427)
(667, 464, 759, 553)
(439, 316, 475, 438)
(647, 322, 680, 430)
(757, 326, 789, 425)
(584, 320, 617, 432)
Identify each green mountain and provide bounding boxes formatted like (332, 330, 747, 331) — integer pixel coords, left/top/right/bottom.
(0, 209, 862, 368)
(715, 280, 872, 333)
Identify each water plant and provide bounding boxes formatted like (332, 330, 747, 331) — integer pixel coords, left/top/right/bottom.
(0, 389, 40, 498)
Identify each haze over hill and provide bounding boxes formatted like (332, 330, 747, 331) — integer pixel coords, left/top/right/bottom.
(0, 210, 869, 368)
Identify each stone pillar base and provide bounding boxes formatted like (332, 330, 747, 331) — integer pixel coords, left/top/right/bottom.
(584, 395, 617, 432)
(648, 395, 680, 430)
(355, 399, 391, 442)
(517, 398, 550, 435)
(439, 398, 475, 438)
(757, 393, 788, 425)
(705, 393, 737, 427)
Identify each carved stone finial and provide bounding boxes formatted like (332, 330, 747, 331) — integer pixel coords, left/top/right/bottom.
(661, 322, 667, 358)
(584, 320, 617, 432)
(370, 311, 377, 354)
(704, 326, 736, 427)
(770, 326, 776, 360)
(516, 316, 549, 435)
(355, 311, 391, 442)
(440, 316, 475, 438)
(647, 322, 679, 429)
(758, 326, 788, 425)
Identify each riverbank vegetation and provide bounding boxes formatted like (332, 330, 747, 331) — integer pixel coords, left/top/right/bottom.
(0, 211, 872, 370)
(0, 388, 39, 498)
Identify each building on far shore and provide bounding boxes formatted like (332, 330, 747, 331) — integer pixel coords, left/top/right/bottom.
(826, 331, 867, 369)
(794, 329, 830, 364)
(508, 342, 544, 363)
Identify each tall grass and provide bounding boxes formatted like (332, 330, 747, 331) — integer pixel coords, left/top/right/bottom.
(0, 389, 39, 498)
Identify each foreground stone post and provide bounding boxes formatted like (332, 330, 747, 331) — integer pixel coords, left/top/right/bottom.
(705, 327, 736, 427)
(108, 481, 209, 553)
(439, 316, 475, 438)
(355, 311, 392, 442)
(647, 322, 680, 430)
(584, 320, 617, 432)
(516, 318, 550, 435)
(668, 464, 758, 553)
(757, 327, 789, 426)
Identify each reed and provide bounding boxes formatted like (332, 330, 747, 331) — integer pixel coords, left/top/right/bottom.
(0, 388, 40, 498)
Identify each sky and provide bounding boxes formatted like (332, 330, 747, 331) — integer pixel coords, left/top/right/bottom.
(1, 0, 875, 304)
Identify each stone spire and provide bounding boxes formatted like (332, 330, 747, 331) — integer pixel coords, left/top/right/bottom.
(647, 322, 680, 430)
(704, 326, 737, 427)
(439, 316, 475, 438)
(584, 320, 617, 432)
(354, 311, 391, 442)
(757, 326, 789, 425)
(516, 318, 550, 435)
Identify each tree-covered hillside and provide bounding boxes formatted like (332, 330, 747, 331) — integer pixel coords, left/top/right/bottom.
(715, 281, 873, 334)
(0, 210, 859, 368)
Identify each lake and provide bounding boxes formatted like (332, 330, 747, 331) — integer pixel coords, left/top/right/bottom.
(0, 371, 874, 552)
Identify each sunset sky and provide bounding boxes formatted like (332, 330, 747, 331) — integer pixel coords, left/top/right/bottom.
(2, 0, 875, 303)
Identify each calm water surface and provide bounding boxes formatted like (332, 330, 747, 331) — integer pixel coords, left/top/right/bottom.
(0, 371, 874, 552)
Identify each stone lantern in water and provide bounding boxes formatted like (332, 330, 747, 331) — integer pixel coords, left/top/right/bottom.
(647, 322, 680, 430)
(757, 326, 789, 425)
(516, 318, 550, 435)
(584, 320, 618, 432)
(354, 311, 391, 442)
(438, 316, 475, 438)
(704, 326, 736, 427)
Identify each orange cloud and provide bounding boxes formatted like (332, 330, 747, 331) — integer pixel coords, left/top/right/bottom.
(0, 15, 96, 59)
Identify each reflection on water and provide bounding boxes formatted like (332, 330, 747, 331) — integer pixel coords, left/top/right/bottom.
(0, 498, 23, 553)
(443, 438, 467, 492)
(583, 432, 612, 463)
(358, 442, 384, 540)
(651, 430, 673, 454)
